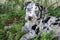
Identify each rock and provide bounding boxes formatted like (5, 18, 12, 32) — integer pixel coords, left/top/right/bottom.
(4, 25, 12, 30)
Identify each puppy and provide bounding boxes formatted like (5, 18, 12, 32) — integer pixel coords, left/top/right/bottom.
(24, 1, 47, 22)
(21, 1, 48, 40)
(21, 1, 47, 33)
(21, 16, 60, 40)
(21, 1, 60, 40)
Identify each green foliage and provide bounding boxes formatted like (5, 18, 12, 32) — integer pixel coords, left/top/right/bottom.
(40, 30, 54, 40)
(0, 0, 25, 40)
(48, 6, 60, 18)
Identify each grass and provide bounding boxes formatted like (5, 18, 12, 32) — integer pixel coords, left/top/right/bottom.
(0, 0, 60, 40)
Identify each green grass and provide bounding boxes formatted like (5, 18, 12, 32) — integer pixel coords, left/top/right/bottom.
(0, 0, 60, 40)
